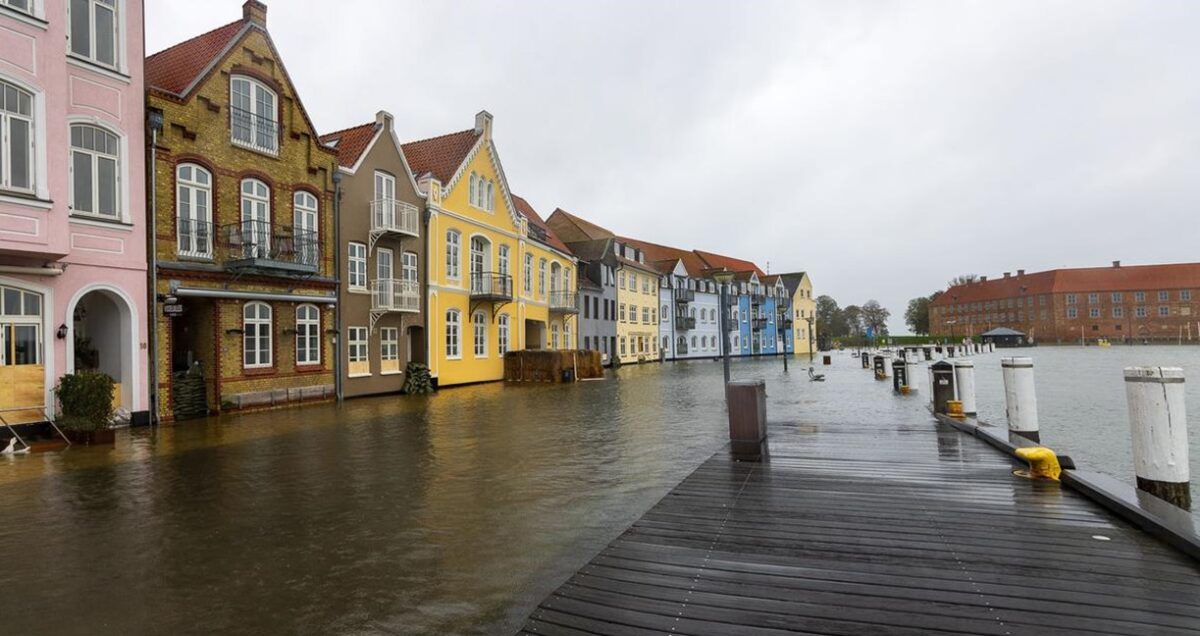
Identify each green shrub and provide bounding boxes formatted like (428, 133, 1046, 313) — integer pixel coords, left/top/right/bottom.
(54, 371, 115, 431)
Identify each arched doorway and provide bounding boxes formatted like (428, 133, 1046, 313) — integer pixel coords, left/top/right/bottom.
(69, 287, 137, 414)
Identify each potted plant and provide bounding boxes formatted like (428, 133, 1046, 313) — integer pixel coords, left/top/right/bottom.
(54, 371, 116, 445)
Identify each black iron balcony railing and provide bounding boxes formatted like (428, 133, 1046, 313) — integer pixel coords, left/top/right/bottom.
(676, 343, 689, 355)
(177, 218, 213, 258)
(751, 317, 769, 330)
(221, 220, 319, 273)
(230, 106, 279, 155)
(548, 290, 579, 313)
(780, 319, 794, 330)
(750, 292, 766, 304)
(674, 288, 695, 303)
(675, 316, 696, 331)
(469, 272, 513, 301)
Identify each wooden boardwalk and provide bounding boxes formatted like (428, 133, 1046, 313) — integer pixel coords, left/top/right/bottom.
(519, 418, 1200, 635)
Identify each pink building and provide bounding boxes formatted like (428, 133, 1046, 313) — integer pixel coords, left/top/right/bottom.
(0, 0, 147, 424)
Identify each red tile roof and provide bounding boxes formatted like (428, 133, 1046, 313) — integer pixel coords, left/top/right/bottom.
(319, 122, 379, 168)
(930, 262, 1200, 307)
(619, 236, 707, 278)
(146, 20, 246, 95)
(400, 129, 480, 184)
(512, 194, 572, 256)
(693, 250, 766, 278)
(547, 208, 615, 242)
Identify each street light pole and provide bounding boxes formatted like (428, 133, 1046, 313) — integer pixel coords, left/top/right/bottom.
(714, 272, 734, 386)
(806, 317, 815, 363)
(779, 305, 788, 373)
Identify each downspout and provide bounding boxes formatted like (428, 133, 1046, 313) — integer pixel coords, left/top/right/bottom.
(147, 110, 164, 427)
(422, 204, 431, 374)
(332, 168, 343, 402)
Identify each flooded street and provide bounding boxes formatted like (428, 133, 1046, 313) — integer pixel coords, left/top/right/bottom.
(2, 356, 923, 636)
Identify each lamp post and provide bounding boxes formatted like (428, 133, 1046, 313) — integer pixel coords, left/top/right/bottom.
(778, 305, 789, 373)
(805, 317, 815, 363)
(714, 271, 735, 386)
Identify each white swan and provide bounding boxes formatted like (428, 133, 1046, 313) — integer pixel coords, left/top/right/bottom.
(1, 437, 29, 455)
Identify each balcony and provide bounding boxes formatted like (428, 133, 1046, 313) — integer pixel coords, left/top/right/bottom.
(675, 316, 696, 331)
(751, 317, 769, 330)
(750, 293, 766, 304)
(221, 221, 319, 274)
(549, 290, 579, 314)
(780, 319, 794, 330)
(469, 272, 513, 302)
(674, 288, 695, 303)
(177, 219, 213, 259)
(371, 278, 420, 313)
(676, 343, 689, 355)
(230, 106, 279, 155)
(371, 198, 420, 240)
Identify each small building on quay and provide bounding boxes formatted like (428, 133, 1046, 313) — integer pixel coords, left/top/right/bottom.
(930, 261, 1200, 344)
(980, 327, 1027, 348)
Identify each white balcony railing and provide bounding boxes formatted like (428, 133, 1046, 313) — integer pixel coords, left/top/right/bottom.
(371, 198, 420, 237)
(371, 278, 420, 313)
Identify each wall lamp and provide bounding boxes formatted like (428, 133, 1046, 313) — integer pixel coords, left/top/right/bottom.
(57, 324, 68, 339)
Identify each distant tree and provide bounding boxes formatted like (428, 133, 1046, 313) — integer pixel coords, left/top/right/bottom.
(842, 305, 863, 337)
(861, 300, 890, 337)
(815, 295, 842, 337)
(948, 274, 979, 288)
(905, 296, 932, 335)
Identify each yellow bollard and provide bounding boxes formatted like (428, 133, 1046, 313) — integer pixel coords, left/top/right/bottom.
(900, 385, 911, 395)
(1015, 447, 1061, 481)
(947, 400, 964, 418)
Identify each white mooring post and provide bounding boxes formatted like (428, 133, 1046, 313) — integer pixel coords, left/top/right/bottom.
(906, 358, 921, 393)
(1001, 357, 1039, 442)
(1124, 367, 1191, 510)
(954, 360, 976, 415)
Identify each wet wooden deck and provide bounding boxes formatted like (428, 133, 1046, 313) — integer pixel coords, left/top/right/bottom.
(519, 418, 1200, 635)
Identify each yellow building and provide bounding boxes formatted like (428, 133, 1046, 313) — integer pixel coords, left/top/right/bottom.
(401, 112, 577, 387)
(781, 272, 817, 355)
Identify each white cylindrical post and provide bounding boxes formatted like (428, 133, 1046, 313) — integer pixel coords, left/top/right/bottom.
(928, 365, 935, 405)
(1124, 367, 1190, 509)
(954, 360, 976, 415)
(1002, 357, 1038, 441)
(906, 359, 921, 392)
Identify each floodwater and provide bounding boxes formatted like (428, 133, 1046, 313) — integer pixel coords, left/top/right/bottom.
(965, 345, 1200, 504)
(0, 356, 917, 636)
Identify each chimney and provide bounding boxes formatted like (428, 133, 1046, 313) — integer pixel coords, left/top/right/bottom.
(1113, 260, 1121, 268)
(1017, 269, 1025, 276)
(1003, 272, 1011, 278)
(243, 0, 267, 26)
(376, 110, 393, 131)
(474, 110, 493, 139)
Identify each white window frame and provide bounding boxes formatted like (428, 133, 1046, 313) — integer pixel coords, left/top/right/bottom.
(380, 327, 399, 365)
(347, 326, 369, 369)
(498, 313, 509, 356)
(0, 80, 34, 195)
(295, 304, 320, 366)
(68, 0, 119, 69)
(242, 301, 272, 369)
(1159, 305, 1170, 317)
(498, 244, 510, 279)
(446, 230, 461, 280)
(175, 163, 212, 257)
(402, 251, 418, 283)
(293, 190, 319, 266)
(551, 322, 559, 350)
(69, 122, 121, 220)
(230, 75, 278, 155)
(445, 310, 461, 359)
(473, 311, 487, 358)
(238, 178, 270, 256)
(538, 258, 546, 297)
(348, 242, 367, 290)
(524, 253, 533, 292)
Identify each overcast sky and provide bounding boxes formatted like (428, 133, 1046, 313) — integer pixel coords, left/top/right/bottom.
(147, 1, 1200, 333)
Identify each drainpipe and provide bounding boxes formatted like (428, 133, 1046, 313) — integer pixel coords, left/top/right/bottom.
(147, 110, 163, 427)
(332, 169, 343, 402)
(422, 205, 431, 371)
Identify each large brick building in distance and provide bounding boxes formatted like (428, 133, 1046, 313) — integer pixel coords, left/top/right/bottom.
(930, 261, 1200, 344)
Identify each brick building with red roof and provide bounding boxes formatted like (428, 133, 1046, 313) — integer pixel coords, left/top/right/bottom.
(930, 261, 1200, 343)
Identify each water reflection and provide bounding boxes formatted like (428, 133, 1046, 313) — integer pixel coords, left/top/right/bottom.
(0, 354, 935, 635)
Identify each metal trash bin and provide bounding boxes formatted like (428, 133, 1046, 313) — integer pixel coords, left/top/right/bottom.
(931, 360, 956, 414)
(892, 359, 907, 392)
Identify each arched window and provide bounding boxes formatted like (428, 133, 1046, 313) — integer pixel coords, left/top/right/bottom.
(661, 304, 669, 321)
(445, 309, 461, 358)
(469, 172, 477, 206)
(231, 76, 278, 153)
(70, 123, 120, 218)
(445, 230, 461, 279)
(239, 178, 270, 258)
(473, 311, 487, 357)
(0, 80, 34, 193)
(486, 181, 494, 211)
(176, 163, 211, 256)
(497, 244, 510, 278)
(469, 235, 490, 292)
(497, 314, 510, 356)
(676, 336, 685, 351)
(293, 191, 319, 267)
(243, 302, 272, 368)
(538, 258, 547, 297)
(69, 0, 119, 68)
(295, 304, 320, 365)
(691, 335, 698, 349)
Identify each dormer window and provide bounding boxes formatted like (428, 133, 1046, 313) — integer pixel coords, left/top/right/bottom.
(231, 76, 278, 155)
(69, 0, 118, 69)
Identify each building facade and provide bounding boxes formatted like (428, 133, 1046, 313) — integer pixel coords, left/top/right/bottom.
(0, 0, 148, 424)
(403, 112, 576, 387)
(618, 237, 722, 361)
(554, 236, 616, 363)
(930, 262, 1200, 343)
(321, 111, 426, 398)
(781, 272, 817, 356)
(146, 1, 337, 420)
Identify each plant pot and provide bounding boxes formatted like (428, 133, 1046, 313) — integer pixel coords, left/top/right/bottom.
(63, 428, 116, 446)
